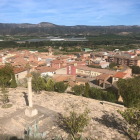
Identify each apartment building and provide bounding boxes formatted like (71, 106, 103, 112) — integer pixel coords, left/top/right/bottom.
(108, 55, 140, 67)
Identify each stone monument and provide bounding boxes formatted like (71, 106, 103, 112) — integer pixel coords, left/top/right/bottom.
(25, 63, 38, 117)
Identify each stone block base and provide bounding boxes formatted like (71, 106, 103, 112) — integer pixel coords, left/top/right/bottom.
(25, 107, 38, 117)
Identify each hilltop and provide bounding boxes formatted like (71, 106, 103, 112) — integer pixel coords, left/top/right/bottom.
(0, 22, 140, 35)
(0, 87, 128, 139)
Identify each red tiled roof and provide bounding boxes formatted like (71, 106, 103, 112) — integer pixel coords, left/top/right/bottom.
(36, 66, 56, 73)
(53, 74, 76, 82)
(96, 74, 111, 80)
(51, 60, 64, 64)
(113, 72, 127, 78)
(14, 67, 27, 74)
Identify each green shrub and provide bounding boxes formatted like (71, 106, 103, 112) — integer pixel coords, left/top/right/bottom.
(10, 74, 17, 88)
(83, 83, 90, 97)
(45, 78, 55, 91)
(103, 91, 118, 103)
(62, 104, 90, 137)
(32, 77, 45, 93)
(119, 107, 140, 140)
(89, 87, 103, 100)
(89, 87, 118, 103)
(71, 85, 84, 95)
(55, 81, 68, 93)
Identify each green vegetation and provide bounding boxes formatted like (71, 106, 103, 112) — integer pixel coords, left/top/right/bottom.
(71, 85, 84, 95)
(62, 104, 90, 138)
(45, 78, 55, 91)
(89, 87, 118, 103)
(31, 71, 45, 93)
(1, 33, 140, 53)
(55, 81, 68, 93)
(0, 64, 14, 88)
(42, 75, 50, 84)
(117, 77, 140, 108)
(109, 62, 118, 69)
(32, 76, 45, 94)
(130, 66, 140, 74)
(71, 84, 118, 103)
(119, 107, 140, 140)
(88, 65, 102, 69)
(10, 74, 17, 88)
(83, 83, 90, 97)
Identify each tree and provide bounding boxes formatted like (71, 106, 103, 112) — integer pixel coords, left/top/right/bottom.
(103, 91, 118, 103)
(119, 107, 140, 140)
(89, 87, 103, 100)
(62, 104, 90, 138)
(71, 85, 85, 96)
(89, 87, 118, 103)
(83, 82, 90, 97)
(10, 74, 17, 88)
(55, 81, 68, 93)
(32, 77, 45, 93)
(117, 77, 140, 107)
(31, 71, 40, 81)
(45, 78, 55, 91)
(42, 74, 50, 83)
(130, 66, 140, 74)
(0, 63, 14, 88)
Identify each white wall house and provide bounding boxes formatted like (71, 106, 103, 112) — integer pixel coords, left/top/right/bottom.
(41, 71, 55, 77)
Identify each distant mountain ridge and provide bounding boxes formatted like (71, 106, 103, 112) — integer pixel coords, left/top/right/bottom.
(0, 22, 140, 35)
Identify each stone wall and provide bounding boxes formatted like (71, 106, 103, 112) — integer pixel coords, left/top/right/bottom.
(100, 101, 125, 111)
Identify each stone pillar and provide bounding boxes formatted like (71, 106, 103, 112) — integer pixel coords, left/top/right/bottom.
(25, 76, 38, 117)
(27, 77, 33, 107)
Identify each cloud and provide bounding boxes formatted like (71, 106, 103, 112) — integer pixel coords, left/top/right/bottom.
(0, 0, 140, 25)
(96, 15, 103, 19)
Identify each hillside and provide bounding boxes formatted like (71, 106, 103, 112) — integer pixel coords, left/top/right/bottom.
(0, 22, 140, 35)
(0, 87, 129, 139)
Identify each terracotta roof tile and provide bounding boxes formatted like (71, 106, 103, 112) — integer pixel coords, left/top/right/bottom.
(14, 67, 27, 74)
(53, 74, 76, 82)
(96, 74, 111, 80)
(113, 72, 127, 78)
(36, 66, 56, 73)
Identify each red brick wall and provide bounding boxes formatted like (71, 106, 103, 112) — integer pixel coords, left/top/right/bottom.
(67, 66, 76, 75)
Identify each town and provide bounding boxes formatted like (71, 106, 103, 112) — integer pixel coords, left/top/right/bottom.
(0, 47, 138, 93)
(0, 45, 140, 139)
(1, 0, 140, 139)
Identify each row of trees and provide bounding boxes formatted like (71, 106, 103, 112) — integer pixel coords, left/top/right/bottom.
(31, 72, 68, 93)
(71, 83, 118, 103)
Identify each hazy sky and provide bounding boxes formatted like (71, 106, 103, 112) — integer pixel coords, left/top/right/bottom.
(0, 0, 140, 26)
